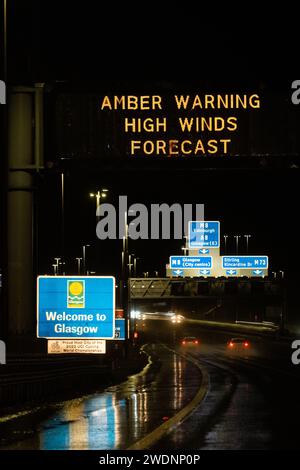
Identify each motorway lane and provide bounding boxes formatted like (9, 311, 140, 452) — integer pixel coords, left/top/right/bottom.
(1, 331, 299, 450)
(0, 345, 202, 450)
(154, 339, 300, 450)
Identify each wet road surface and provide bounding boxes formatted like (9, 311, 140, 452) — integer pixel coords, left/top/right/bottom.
(155, 343, 300, 450)
(0, 344, 202, 450)
(1, 336, 300, 450)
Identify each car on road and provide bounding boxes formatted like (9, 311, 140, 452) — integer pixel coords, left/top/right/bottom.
(180, 336, 200, 347)
(171, 314, 185, 324)
(226, 337, 250, 352)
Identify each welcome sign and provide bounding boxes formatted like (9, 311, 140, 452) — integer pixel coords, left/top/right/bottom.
(37, 276, 115, 339)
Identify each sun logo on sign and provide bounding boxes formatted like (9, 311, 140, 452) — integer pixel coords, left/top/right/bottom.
(67, 280, 85, 308)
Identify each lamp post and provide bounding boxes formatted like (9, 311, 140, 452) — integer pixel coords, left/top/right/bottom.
(181, 246, 189, 255)
(128, 262, 133, 277)
(52, 264, 58, 275)
(61, 173, 65, 265)
(89, 189, 108, 218)
(279, 270, 285, 279)
(234, 235, 241, 254)
(59, 261, 66, 275)
(223, 235, 229, 254)
(133, 257, 140, 277)
(76, 257, 82, 275)
(4, 0, 7, 82)
(54, 257, 61, 275)
(82, 244, 90, 275)
(244, 234, 252, 254)
(90, 189, 108, 273)
(128, 254, 135, 278)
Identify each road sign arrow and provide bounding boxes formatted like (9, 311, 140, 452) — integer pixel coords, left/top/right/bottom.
(199, 249, 210, 254)
(172, 269, 183, 276)
(253, 269, 263, 275)
(226, 270, 237, 275)
(200, 269, 210, 275)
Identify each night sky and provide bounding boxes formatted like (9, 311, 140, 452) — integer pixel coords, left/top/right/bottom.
(2, 3, 300, 305)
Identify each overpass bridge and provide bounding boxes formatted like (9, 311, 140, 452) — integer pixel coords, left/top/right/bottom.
(129, 277, 282, 299)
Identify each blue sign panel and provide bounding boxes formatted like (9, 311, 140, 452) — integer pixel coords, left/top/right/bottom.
(189, 221, 220, 249)
(37, 276, 115, 339)
(114, 319, 126, 340)
(222, 256, 268, 270)
(170, 256, 212, 269)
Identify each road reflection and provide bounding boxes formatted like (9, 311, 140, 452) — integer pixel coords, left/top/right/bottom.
(35, 345, 198, 450)
(0, 345, 201, 450)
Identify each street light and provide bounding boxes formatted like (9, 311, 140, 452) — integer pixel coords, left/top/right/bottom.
(90, 190, 108, 272)
(54, 257, 61, 274)
(52, 264, 58, 275)
(279, 270, 285, 279)
(181, 246, 189, 255)
(89, 189, 108, 215)
(234, 235, 241, 254)
(82, 244, 90, 275)
(128, 263, 133, 277)
(76, 257, 82, 275)
(121, 212, 129, 278)
(128, 254, 134, 277)
(223, 235, 229, 254)
(61, 173, 65, 264)
(244, 234, 252, 254)
(59, 261, 66, 275)
(133, 257, 140, 277)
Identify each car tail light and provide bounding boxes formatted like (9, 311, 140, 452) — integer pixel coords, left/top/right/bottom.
(244, 342, 249, 347)
(229, 342, 234, 347)
(194, 340, 198, 344)
(182, 341, 186, 345)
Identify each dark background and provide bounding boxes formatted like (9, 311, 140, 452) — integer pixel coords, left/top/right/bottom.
(1, 2, 300, 322)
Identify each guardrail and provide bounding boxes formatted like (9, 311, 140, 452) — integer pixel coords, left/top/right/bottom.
(235, 320, 279, 330)
(0, 354, 109, 406)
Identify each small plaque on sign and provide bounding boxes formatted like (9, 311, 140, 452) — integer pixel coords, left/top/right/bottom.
(47, 339, 106, 354)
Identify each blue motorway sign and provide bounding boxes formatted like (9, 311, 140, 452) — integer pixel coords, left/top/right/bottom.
(115, 319, 126, 340)
(170, 256, 212, 269)
(37, 276, 115, 339)
(189, 221, 220, 248)
(222, 256, 268, 270)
